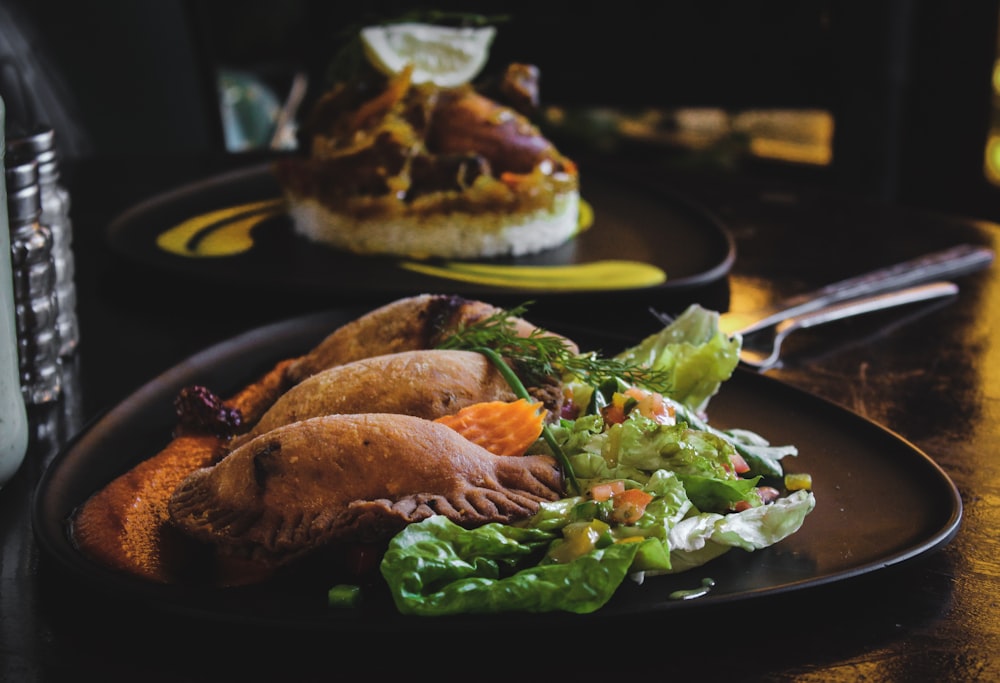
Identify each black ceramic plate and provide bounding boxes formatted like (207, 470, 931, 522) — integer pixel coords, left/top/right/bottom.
(33, 309, 962, 630)
(105, 162, 734, 300)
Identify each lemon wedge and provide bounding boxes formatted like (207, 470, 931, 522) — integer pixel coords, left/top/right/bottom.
(360, 22, 496, 87)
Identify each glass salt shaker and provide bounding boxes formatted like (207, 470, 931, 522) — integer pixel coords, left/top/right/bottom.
(7, 126, 79, 356)
(5, 156, 62, 404)
(0, 96, 30, 487)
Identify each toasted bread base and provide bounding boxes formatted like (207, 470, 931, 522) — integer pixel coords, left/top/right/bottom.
(287, 189, 580, 259)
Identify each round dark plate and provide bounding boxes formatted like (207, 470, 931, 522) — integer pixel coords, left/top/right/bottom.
(33, 309, 962, 630)
(105, 163, 734, 300)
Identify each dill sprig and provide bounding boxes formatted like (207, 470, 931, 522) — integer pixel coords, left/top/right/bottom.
(437, 303, 672, 393)
(436, 302, 674, 497)
(472, 346, 580, 495)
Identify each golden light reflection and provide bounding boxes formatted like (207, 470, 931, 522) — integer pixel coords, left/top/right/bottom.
(967, 233, 1000, 408)
(986, 133, 1000, 185)
(725, 274, 785, 317)
(733, 110, 834, 166)
(986, 54, 1000, 184)
(546, 106, 834, 168)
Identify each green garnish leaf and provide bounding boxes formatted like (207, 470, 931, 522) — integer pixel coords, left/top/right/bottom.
(437, 302, 672, 392)
(435, 302, 673, 496)
(327, 584, 363, 608)
(469, 346, 581, 495)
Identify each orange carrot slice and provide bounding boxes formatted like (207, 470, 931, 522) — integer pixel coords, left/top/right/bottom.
(434, 398, 547, 457)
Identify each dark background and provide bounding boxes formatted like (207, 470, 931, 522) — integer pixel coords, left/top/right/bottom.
(2, 0, 1000, 221)
(1, 5, 999, 681)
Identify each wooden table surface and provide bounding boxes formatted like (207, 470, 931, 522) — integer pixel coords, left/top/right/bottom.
(1, 155, 997, 681)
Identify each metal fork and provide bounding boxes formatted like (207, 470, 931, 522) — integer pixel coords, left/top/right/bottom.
(737, 281, 959, 370)
(718, 243, 992, 338)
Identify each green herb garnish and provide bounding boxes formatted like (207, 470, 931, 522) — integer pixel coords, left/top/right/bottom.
(436, 302, 672, 495)
(327, 584, 363, 608)
(471, 346, 580, 494)
(436, 303, 672, 392)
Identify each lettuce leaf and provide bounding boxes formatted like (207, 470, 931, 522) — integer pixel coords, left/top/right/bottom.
(380, 488, 816, 614)
(374, 304, 815, 616)
(381, 515, 643, 615)
(608, 305, 799, 478)
(660, 489, 816, 576)
(614, 304, 740, 414)
(553, 413, 762, 512)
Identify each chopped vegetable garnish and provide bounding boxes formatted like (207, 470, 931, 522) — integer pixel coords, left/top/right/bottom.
(327, 584, 363, 608)
(375, 303, 816, 616)
(434, 398, 546, 457)
(785, 472, 813, 491)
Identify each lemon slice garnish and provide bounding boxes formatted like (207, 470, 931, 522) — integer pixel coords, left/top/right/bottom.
(360, 22, 496, 88)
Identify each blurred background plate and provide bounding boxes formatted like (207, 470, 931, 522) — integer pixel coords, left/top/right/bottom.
(105, 161, 735, 307)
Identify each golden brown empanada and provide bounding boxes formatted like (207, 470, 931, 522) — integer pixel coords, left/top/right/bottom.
(230, 349, 518, 448)
(168, 413, 563, 568)
(287, 293, 576, 383)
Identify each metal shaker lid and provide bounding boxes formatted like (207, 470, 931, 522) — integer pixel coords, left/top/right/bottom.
(6, 125, 58, 180)
(4, 158, 41, 224)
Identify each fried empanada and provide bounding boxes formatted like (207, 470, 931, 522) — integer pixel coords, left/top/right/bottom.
(230, 349, 518, 448)
(71, 294, 576, 585)
(287, 293, 577, 383)
(168, 413, 563, 569)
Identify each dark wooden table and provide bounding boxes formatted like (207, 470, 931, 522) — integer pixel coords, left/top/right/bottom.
(2, 154, 997, 681)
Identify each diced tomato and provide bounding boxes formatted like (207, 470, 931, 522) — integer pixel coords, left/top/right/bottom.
(624, 387, 676, 425)
(589, 480, 626, 502)
(729, 453, 750, 474)
(610, 488, 654, 524)
(600, 394, 630, 425)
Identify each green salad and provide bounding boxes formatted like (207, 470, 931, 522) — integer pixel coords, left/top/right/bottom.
(342, 303, 815, 615)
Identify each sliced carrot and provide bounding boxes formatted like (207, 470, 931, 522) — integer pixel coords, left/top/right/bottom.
(434, 398, 547, 457)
